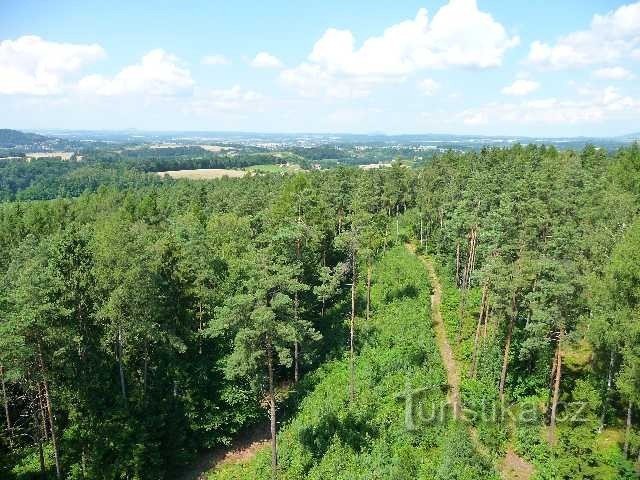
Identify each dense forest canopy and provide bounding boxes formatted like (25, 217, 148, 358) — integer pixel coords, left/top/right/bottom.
(0, 143, 640, 479)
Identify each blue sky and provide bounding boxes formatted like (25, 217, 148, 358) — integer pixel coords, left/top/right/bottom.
(1, 0, 639, 136)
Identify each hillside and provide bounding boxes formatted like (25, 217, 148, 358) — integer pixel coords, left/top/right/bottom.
(1, 144, 640, 480)
(0, 129, 50, 148)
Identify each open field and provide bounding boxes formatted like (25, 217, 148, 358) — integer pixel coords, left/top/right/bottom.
(244, 163, 303, 173)
(26, 151, 74, 160)
(157, 168, 246, 179)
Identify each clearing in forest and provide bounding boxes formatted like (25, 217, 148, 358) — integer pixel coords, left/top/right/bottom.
(409, 245, 463, 420)
(407, 244, 533, 480)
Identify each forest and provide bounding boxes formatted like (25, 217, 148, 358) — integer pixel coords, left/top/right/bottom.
(1, 143, 640, 479)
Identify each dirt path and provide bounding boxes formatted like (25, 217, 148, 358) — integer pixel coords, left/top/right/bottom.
(410, 246, 463, 420)
(407, 245, 533, 480)
(179, 425, 269, 480)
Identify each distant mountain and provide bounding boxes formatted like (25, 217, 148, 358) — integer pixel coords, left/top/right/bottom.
(0, 129, 50, 148)
(616, 131, 640, 141)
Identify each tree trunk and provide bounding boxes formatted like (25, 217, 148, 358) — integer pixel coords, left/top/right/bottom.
(293, 286, 300, 383)
(455, 242, 460, 287)
(266, 340, 278, 479)
(293, 340, 299, 384)
(471, 284, 488, 378)
(383, 224, 388, 253)
(143, 343, 149, 401)
(366, 260, 372, 322)
(462, 227, 478, 290)
(499, 290, 517, 400)
(350, 253, 356, 402)
(624, 400, 632, 456)
(599, 350, 615, 432)
(482, 301, 491, 339)
(198, 301, 203, 355)
(1, 366, 12, 446)
(549, 330, 563, 446)
(38, 382, 48, 441)
(420, 217, 424, 246)
(81, 447, 87, 479)
(39, 350, 61, 480)
(117, 327, 127, 407)
(294, 233, 301, 383)
(32, 398, 46, 480)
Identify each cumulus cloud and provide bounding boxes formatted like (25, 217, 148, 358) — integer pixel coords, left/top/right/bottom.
(250, 52, 283, 68)
(0, 35, 105, 95)
(281, 0, 518, 97)
(457, 86, 639, 126)
(418, 78, 439, 96)
(201, 54, 230, 65)
(189, 85, 264, 113)
(593, 66, 635, 80)
(527, 1, 640, 69)
(279, 63, 384, 99)
(501, 78, 540, 96)
(462, 111, 489, 125)
(78, 49, 193, 96)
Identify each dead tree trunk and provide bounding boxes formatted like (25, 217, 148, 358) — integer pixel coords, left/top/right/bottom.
(499, 290, 517, 400)
(39, 348, 61, 479)
(293, 338, 299, 384)
(366, 260, 372, 322)
(349, 252, 356, 402)
(599, 350, 615, 432)
(1, 365, 12, 446)
(38, 382, 48, 441)
(471, 283, 488, 377)
(117, 327, 127, 407)
(624, 401, 633, 456)
(549, 330, 564, 445)
(455, 242, 461, 287)
(294, 229, 302, 383)
(32, 395, 46, 480)
(266, 339, 278, 479)
(197, 301, 203, 355)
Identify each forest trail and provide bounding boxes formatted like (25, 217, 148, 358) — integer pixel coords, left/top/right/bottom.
(407, 244, 463, 419)
(179, 425, 269, 480)
(407, 244, 533, 480)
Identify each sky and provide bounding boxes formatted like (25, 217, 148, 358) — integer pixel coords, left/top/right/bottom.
(1, 0, 639, 136)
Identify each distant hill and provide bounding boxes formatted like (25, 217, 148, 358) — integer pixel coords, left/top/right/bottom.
(0, 129, 50, 148)
(618, 132, 640, 141)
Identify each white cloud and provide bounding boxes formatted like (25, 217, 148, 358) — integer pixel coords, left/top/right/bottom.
(201, 54, 230, 65)
(594, 66, 635, 80)
(0, 35, 105, 95)
(78, 49, 193, 96)
(279, 63, 384, 99)
(457, 86, 639, 127)
(462, 111, 489, 125)
(527, 1, 640, 69)
(250, 52, 283, 68)
(189, 85, 264, 113)
(417, 78, 439, 96)
(282, 0, 518, 97)
(501, 78, 540, 96)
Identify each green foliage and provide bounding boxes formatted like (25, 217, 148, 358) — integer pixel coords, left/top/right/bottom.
(211, 248, 494, 479)
(1, 143, 640, 479)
